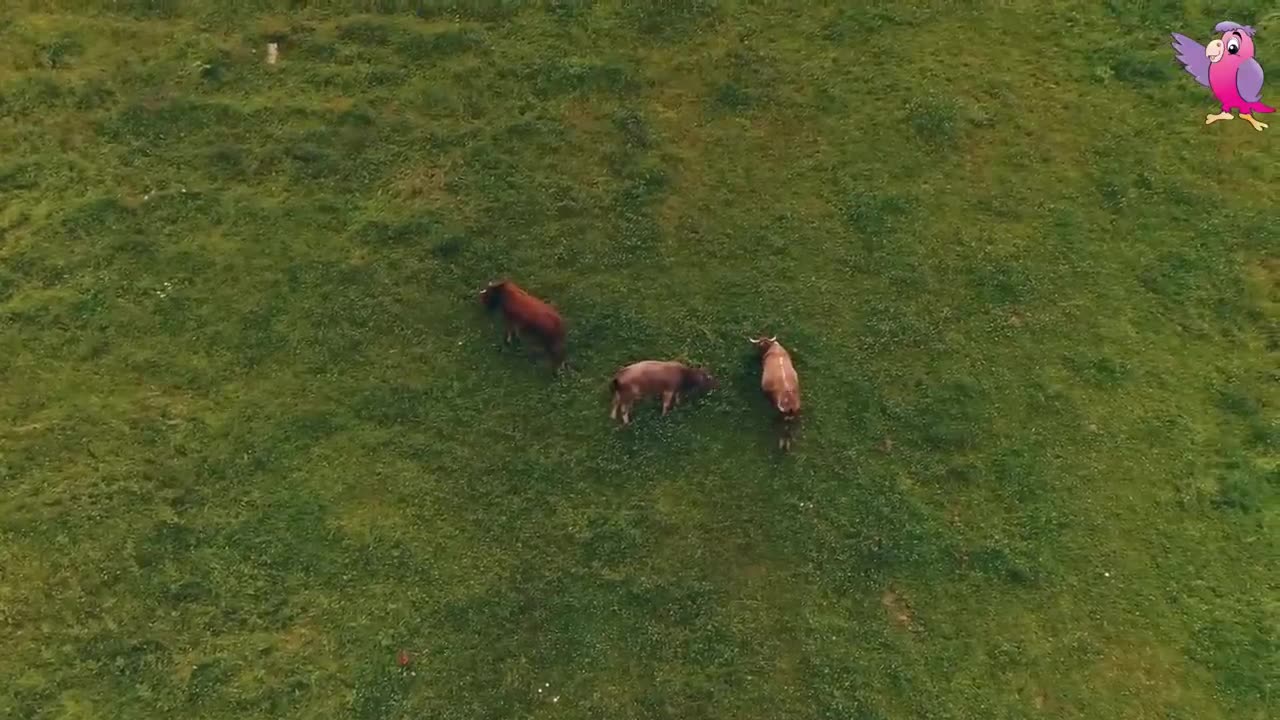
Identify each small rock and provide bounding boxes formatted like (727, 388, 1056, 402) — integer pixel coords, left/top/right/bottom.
(267, 42, 279, 65)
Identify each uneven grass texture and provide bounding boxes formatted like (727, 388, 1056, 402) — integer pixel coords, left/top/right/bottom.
(1, 2, 1277, 719)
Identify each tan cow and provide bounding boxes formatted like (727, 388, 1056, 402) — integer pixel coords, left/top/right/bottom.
(749, 336, 801, 450)
(609, 360, 718, 425)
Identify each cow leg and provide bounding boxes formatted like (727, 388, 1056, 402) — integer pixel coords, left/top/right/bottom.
(780, 415, 797, 451)
(621, 399, 632, 425)
(661, 391, 675, 416)
(610, 391, 623, 421)
(548, 338, 566, 372)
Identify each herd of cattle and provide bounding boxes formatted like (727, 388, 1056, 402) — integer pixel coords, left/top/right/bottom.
(480, 278, 802, 450)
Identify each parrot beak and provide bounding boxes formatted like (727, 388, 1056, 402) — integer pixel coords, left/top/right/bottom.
(1205, 38, 1224, 63)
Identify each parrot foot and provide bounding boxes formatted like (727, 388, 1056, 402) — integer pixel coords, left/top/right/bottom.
(1205, 112, 1234, 125)
(1240, 114, 1268, 131)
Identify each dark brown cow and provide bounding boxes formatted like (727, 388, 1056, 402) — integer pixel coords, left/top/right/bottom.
(479, 279, 565, 371)
(749, 336, 801, 450)
(609, 360, 717, 425)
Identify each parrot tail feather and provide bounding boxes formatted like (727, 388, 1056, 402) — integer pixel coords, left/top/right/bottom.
(1248, 102, 1276, 114)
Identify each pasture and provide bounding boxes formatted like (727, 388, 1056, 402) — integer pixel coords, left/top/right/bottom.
(0, 2, 1276, 718)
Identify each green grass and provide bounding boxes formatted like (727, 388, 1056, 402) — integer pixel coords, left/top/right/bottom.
(2, 2, 1278, 718)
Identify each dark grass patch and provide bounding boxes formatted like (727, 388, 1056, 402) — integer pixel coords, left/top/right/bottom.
(1210, 457, 1278, 514)
(36, 35, 83, 69)
(336, 19, 394, 46)
(906, 94, 959, 146)
(967, 545, 1039, 586)
(194, 48, 234, 85)
(1064, 353, 1132, 388)
(413, 0, 523, 23)
(0, 74, 70, 113)
(810, 479, 959, 588)
(87, 0, 181, 18)
(708, 47, 777, 113)
(836, 189, 917, 253)
(204, 143, 247, 178)
(969, 259, 1035, 307)
(624, 0, 719, 38)
(97, 98, 246, 144)
(1190, 603, 1280, 706)
(1214, 384, 1262, 419)
(293, 35, 339, 62)
(544, 0, 593, 20)
(396, 27, 484, 60)
(0, 161, 39, 190)
(612, 161, 669, 211)
(1097, 45, 1173, 86)
(1101, 0, 1184, 29)
(821, 4, 914, 42)
(352, 382, 433, 426)
(1135, 245, 1252, 334)
(611, 108, 650, 149)
(514, 57, 639, 99)
(711, 80, 752, 112)
(901, 377, 991, 452)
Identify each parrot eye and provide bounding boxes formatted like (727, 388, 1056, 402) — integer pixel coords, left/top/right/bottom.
(1227, 38, 1240, 54)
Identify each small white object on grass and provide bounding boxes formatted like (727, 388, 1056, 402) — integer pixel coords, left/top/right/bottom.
(267, 42, 279, 65)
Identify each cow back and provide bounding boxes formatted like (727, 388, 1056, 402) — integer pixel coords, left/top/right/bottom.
(500, 283, 564, 339)
(762, 345, 800, 413)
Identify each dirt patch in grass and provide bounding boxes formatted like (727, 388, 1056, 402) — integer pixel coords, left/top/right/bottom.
(882, 585, 915, 630)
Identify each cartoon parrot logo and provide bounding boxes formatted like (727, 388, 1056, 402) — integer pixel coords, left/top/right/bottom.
(1172, 21, 1274, 131)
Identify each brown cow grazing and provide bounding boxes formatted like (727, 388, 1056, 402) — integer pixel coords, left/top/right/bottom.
(479, 279, 566, 371)
(609, 360, 718, 426)
(749, 336, 801, 450)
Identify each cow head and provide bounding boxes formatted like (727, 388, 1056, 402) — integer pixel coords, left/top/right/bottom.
(682, 366, 719, 394)
(479, 280, 507, 309)
(747, 335, 779, 354)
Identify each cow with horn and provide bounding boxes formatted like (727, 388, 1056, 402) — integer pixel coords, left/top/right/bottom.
(748, 335, 801, 450)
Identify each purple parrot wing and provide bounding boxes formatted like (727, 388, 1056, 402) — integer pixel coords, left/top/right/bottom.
(1171, 33, 1211, 86)
(1238, 58, 1264, 102)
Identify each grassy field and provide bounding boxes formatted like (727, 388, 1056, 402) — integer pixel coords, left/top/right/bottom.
(1, 1, 1277, 718)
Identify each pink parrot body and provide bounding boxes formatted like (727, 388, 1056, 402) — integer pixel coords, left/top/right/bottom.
(1209, 48, 1274, 114)
(1171, 21, 1274, 129)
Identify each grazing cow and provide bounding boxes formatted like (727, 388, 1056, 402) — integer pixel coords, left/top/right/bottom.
(479, 279, 566, 371)
(749, 336, 801, 450)
(609, 360, 718, 425)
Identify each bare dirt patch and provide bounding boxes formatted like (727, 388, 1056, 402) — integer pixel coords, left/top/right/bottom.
(881, 585, 915, 629)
